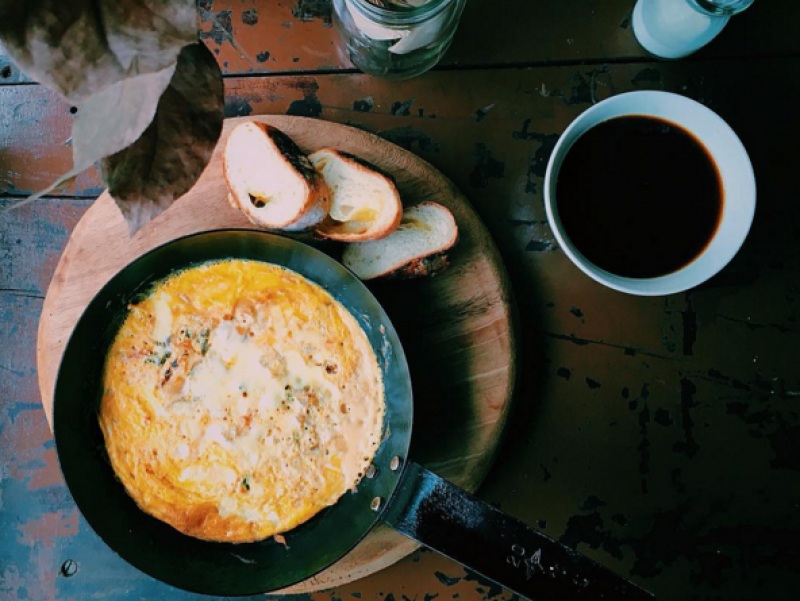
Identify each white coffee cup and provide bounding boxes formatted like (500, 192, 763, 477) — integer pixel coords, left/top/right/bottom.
(544, 90, 756, 296)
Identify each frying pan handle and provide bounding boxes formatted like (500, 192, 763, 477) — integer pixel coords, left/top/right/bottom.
(381, 462, 654, 601)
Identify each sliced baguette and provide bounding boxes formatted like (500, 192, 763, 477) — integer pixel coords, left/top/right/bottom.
(310, 148, 402, 242)
(224, 122, 329, 230)
(343, 202, 458, 280)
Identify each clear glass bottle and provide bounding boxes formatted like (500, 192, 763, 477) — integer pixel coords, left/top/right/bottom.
(633, 0, 755, 59)
(332, 0, 467, 80)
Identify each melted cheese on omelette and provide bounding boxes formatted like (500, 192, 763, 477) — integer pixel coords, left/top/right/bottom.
(99, 260, 385, 542)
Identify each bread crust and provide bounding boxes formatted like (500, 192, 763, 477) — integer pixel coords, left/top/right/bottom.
(224, 123, 329, 229)
(349, 202, 458, 280)
(311, 148, 403, 242)
(392, 253, 451, 279)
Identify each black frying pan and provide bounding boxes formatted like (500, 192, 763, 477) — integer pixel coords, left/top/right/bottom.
(54, 230, 653, 600)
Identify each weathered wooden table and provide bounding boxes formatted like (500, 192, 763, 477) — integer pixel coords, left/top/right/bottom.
(2, 1, 799, 600)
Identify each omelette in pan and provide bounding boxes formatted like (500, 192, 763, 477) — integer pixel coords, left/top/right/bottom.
(99, 259, 385, 543)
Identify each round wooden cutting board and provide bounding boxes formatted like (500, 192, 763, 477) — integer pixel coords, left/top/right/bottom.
(36, 115, 517, 593)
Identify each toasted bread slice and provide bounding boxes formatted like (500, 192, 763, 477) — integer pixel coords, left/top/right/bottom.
(224, 122, 329, 230)
(310, 149, 402, 242)
(343, 202, 458, 280)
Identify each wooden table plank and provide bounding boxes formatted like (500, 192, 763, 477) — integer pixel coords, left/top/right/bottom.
(2, 57, 800, 600)
(3, 54, 799, 203)
(0, 197, 92, 295)
(0, 85, 101, 197)
(3, 58, 800, 350)
(0, 0, 798, 85)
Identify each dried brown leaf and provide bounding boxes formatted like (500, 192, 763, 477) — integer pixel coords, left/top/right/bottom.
(0, 0, 196, 102)
(72, 64, 177, 172)
(100, 43, 224, 234)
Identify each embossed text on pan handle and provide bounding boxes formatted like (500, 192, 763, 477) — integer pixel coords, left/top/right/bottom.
(382, 462, 655, 601)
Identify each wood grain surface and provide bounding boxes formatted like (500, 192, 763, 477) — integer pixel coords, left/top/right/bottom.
(34, 115, 517, 593)
(1, 0, 797, 84)
(4, 59, 800, 601)
(3, 3, 800, 595)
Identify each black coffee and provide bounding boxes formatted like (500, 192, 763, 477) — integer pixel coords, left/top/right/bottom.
(556, 115, 723, 279)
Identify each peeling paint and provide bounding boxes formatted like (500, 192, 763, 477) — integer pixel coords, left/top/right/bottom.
(469, 143, 505, 188)
(17, 509, 79, 548)
(390, 99, 415, 117)
(353, 96, 374, 113)
(673, 377, 699, 458)
(224, 97, 254, 117)
(241, 8, 259, 26)
(198, 9, 234, 46)
(377, 126, 440, 153)
(292, 0, 333, 26)
(286, 79, 323, 118)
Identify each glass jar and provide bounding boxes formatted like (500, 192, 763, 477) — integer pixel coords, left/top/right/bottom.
(633, 0, 755, 59)
(332, 0, 467, 80)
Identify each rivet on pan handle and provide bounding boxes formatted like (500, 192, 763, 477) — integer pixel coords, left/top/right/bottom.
(381, 462, 655, 601)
